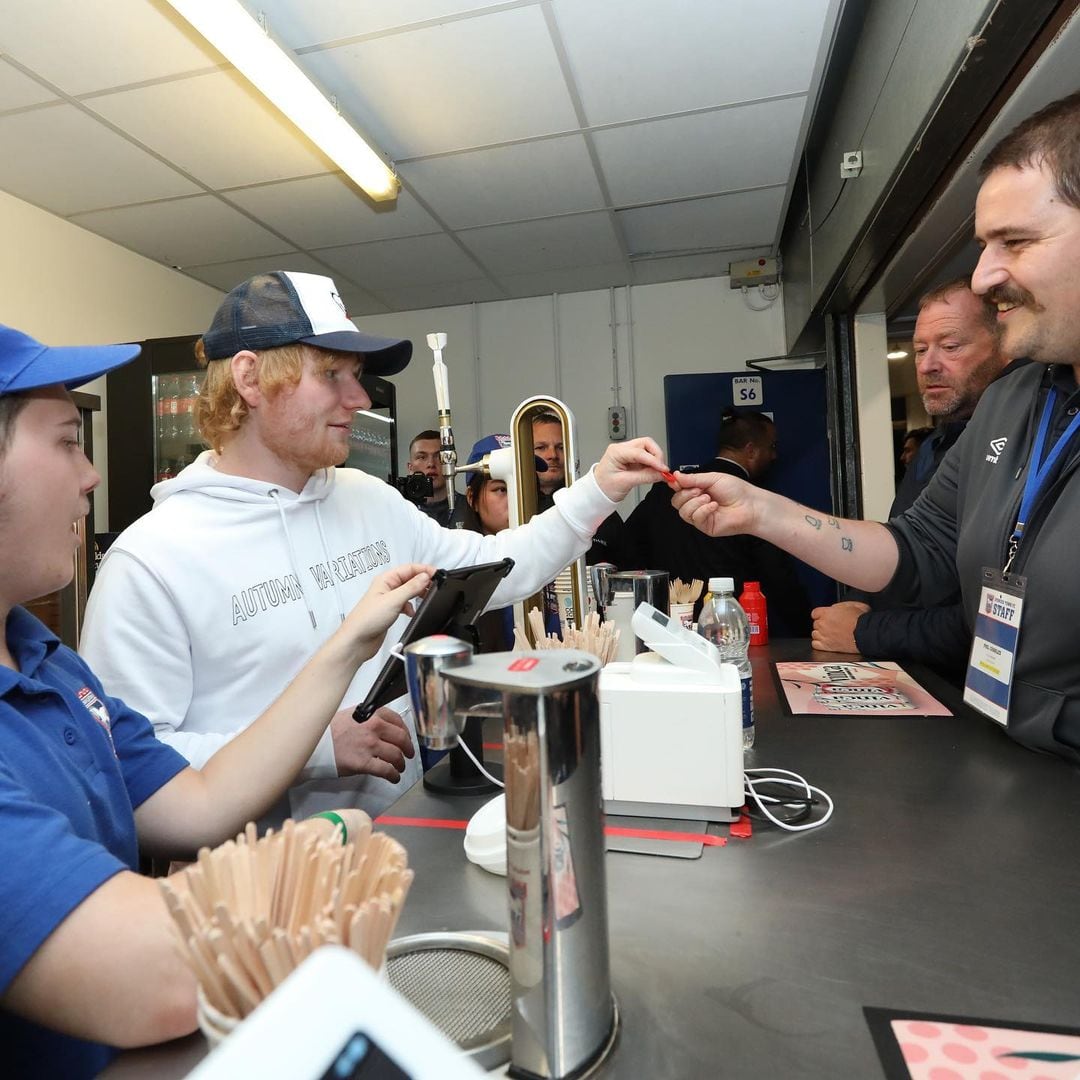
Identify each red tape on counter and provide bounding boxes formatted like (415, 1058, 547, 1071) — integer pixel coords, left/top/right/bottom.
(377, 815, 470, 829)
(605, 825, 726, 847)
(376, 815, 727, 846)
(729, 807, 753, 839)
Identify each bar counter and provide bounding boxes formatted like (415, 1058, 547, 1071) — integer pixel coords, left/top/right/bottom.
(107, 641, 1080, 1079)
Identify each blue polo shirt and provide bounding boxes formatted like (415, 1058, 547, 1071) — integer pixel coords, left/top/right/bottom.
(0, 606, 188, 1078)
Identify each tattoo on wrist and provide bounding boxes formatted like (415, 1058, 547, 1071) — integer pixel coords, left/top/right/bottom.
(828, 518, 839, 529)
(805, 514, 822, 530)
(841, 537, 853, 552)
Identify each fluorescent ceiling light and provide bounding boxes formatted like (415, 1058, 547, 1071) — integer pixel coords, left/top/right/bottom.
(163, 0, 399, 202)
(887, 350, 909, 359)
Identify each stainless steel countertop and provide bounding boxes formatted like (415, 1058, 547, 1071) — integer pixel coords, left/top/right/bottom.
(108, 642, 1080, 1079)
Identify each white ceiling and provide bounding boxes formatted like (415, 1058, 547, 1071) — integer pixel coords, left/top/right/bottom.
(0, 0, 842, 315)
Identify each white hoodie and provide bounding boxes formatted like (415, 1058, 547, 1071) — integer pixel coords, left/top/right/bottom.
(80, 453, 618, 821)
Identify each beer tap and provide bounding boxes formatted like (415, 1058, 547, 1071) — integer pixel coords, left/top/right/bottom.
(427, 332, 457, 513)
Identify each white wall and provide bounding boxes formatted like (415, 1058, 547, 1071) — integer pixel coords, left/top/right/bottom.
(358, 277, 788, 510)
(852, 312, 896, 521)
(0, 191, 223, 528)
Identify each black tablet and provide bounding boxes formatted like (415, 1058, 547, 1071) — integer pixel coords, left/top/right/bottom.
(352, 558, 515, 723)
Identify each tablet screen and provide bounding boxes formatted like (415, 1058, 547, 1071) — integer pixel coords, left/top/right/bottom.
(352, 558, 514, 722)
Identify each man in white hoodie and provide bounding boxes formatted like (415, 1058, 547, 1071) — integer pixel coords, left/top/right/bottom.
(81, 271, 666, 822)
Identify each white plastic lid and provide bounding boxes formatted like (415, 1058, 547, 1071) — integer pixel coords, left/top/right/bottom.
(464, 793, 507, 876)
(708, 577, 734, 593)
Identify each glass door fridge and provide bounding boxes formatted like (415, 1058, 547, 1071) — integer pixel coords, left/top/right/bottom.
(153, 369, 206, 483)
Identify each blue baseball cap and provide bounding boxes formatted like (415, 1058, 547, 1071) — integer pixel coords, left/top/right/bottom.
(1, 324, 141, 395)
(466, 433, 511, 466)
(466, 433, 548, 474)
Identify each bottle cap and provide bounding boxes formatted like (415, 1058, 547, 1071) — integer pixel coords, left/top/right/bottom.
(708, 576, 734, 593)
(743, 581, 759, 590)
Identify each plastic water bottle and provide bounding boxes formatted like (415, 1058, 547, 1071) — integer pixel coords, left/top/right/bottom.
(697, 576, 755, 749)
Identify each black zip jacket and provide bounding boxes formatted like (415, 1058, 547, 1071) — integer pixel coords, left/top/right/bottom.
(882, 362, 1080, 761)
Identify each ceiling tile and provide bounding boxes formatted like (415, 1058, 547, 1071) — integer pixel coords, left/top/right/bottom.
(458, 213, 624, 276)
(401, 135, 604, 229)
(89, 70, 332, 189)
(302, 6, 578, 159)
(619, 189, 786, 257)
(594, 97, 807, 207)
(0, 61, 58, 111)
(553, 0, 833, 125)
(0, 104, 198, 215)
(315, 234, 487, 290)
(182, 253, 389, 316)
(70, 196, 292, 267)
(181, 253, 326, 294)
(630, 251, 767, 286)
(254, 0, 515, 46)
(227, 174, 440, 249)
(498, 262, 631, 300)
(0, 0, 219, 96)
(376, 279, 507, 312)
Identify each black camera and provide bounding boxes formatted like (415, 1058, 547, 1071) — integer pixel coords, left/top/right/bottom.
(394, 472, 434, 505)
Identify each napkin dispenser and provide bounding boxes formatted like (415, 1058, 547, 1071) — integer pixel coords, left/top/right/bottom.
(598, 603, 745, 822)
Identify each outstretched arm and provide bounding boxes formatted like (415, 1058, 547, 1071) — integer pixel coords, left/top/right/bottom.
(671, 472, 900, 593)
(134, 563, 432, 856)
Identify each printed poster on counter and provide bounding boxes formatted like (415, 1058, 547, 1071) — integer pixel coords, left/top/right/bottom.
(774, 660, 951, 717)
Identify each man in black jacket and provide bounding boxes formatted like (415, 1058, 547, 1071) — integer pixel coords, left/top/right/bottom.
(810, 280, 1006, 678)
(622, 408, 811, 635)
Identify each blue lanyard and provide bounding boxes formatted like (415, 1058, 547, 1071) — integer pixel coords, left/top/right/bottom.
(1007, 388, 1080, 568)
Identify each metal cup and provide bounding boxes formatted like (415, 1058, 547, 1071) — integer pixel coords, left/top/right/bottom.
(607, 570, 670, 656)
(588, 562, 616, 620)
(404, 635, 474, 750)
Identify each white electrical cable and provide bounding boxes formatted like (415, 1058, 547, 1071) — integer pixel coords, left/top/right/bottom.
(456, 735, 505, 789)
(743, 767, 834, 832)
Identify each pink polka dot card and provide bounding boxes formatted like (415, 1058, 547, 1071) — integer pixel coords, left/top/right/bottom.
(865, 1007, 1080, 1080)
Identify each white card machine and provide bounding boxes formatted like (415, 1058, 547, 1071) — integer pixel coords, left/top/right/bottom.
(187, 946, 486, 1080)
(599, 602, 744, 823)
(630, 602, 726, 679)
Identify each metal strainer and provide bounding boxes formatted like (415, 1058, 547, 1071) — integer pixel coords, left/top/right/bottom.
(385, 932, 511, 1070)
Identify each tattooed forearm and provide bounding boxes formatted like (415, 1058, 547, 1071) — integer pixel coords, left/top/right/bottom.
(805, 514, 822, 530)
(841, 537, 853, 552)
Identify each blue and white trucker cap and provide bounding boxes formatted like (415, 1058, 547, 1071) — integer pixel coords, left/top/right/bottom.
(201, 271, 412, 376)
(1, 324, 141, 395)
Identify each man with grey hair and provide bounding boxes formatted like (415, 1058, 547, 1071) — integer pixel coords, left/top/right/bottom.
(811, 280, 1008, 671)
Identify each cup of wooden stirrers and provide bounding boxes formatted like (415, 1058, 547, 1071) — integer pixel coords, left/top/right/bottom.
(670, 578, 705, 630)
(513, 607, 620, 665)
(159, 810, 413, 1046)
(670, 578, 705, 607)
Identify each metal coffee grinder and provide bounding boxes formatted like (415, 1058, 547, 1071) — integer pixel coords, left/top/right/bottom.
(404, 636, 619, 1079)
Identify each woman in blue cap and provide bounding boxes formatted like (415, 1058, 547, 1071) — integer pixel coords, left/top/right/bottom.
(0, 325, 432, 1077)
(461, 434, 561, 650)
